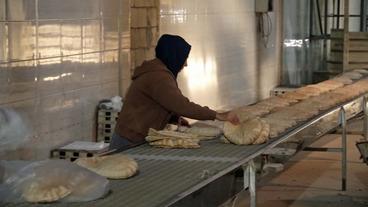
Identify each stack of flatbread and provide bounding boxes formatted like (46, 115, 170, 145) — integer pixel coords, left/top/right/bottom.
(75, 154, 138, 179)
(223, 118, 270, 145)
(146, 128, 200, 149)
(178, 122, 222, 140)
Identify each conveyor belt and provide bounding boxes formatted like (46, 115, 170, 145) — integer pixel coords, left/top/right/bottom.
(2, 95, 366, 207)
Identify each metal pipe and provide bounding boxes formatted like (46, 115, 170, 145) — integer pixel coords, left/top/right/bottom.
(361, 0, 367, 32)
(242, 164, 249, 189)
(310, 0, 315, 38)
(316, 0, 324, 35)
(333, 0, 336, 28)
(248, 160, 257, 207)
(117, 0, 123, 96)
(337, 0, 340, 28)
(324, 0, 328, 35)
(339, 107, 347, 191)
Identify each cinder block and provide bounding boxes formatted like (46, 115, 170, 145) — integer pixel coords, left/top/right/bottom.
(131, 8, 147, 28)
(147, 8, 158, 27)
(131, 0, 155, 7)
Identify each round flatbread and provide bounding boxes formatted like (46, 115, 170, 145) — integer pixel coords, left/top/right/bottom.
(252, 120, 270, 144)
(179, 123, 222, 139)
(223, 118, 263, 145)
(75, 154, 138, 179)
(23, 183, 71, 203)
(149, 138, 200, 149)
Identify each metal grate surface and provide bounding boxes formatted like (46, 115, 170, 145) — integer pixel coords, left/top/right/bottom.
(2, 159, 235, 207)
(2, 95, 366, 207)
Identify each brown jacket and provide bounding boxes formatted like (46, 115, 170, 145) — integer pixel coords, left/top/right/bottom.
(115, 59, 216, 144)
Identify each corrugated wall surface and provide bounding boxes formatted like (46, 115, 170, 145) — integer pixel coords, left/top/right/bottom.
(0, 0, 130, 159)
(160, 0, 280, 110)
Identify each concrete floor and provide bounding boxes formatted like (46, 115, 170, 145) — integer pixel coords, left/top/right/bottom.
(222, 134, 368, 207)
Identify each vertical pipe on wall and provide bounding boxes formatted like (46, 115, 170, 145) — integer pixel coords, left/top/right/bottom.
(333, 0, 336, 28)
(343, 0, 349, 71)
(310, 0, 314, 39)
(117, 0, 122, 96)
(276, 0, 284, 85)
(316, 0, 324, 35)
(324, 0, 328, 35)
(360, 0, 366, 31)
(4, 0, 9, 63)
(323, 0, 328, 70)
(337, 0, 340, 29)
(35, 0, 39, 63)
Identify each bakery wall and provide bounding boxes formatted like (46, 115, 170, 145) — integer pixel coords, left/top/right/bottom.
(0, 0, 130, 160)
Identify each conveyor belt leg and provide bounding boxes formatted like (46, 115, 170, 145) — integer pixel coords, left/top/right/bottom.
(339, 107, 347, 191)
(243, 160, 257, 207)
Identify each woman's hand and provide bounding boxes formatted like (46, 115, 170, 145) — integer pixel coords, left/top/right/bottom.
(216, 111, 240, 125)
(178, 117, 190, 127)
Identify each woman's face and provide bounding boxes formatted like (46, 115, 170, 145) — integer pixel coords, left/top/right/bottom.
(183, 59, 188, 68)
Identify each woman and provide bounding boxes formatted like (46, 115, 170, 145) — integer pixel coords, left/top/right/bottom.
(110, 34, 239, 151)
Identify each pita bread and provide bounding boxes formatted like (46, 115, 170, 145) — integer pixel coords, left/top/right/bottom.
(75, 154, 138, 179)
(223, 118, 263, 145)
(252, 120, 270, 144)
(235, 105, 270, 118)
(333, 77, 354, 85)
(23, 183, 71, 203)
(354, 69, 368, 74)
(179, 123, 222, 140)
(279, 91, 309, 101)
(296, 85, 324, 97)
(262, 116, 296, 138)
(147, 128, 198, 140)
(149, 138, 200, 149)
(316, 80, 344, 91)
(341, 72, 363, 80)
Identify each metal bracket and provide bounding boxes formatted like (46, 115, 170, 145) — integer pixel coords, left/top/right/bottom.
(242, 160, 257, 207)
(339, 107, 347, 191)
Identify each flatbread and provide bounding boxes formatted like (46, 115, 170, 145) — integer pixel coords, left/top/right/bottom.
(223, 118, 263, 145)
(147, 128, 198, 140)
(296, 85, 323, 97)
(333, 76, 354, 85)
(149, 138, 200, 149)
(179, 123, 222, 140)
(23, 183, 71, 203)
(341, 72, 363, 80)
(252, 120, 270, 144)
(75, 154, 138, 179)
(354, 69, 368, 74)
(279, 91, 309, 101)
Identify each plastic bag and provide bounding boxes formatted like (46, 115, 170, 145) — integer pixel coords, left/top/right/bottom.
(0, 159, 109, 203)
(0, 108, 30, 151)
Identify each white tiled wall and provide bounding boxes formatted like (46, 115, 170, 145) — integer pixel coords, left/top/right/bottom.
(160, 0, 280, 110)
(0, 0, 130, 160)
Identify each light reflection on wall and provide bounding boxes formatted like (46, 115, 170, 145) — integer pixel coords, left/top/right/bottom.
(283, 39, 309, 48)
(162, 9, 188, 24)
(179, 54, 219, 109)
(183, 56, 218, 91)
(43, 72, 72, 81)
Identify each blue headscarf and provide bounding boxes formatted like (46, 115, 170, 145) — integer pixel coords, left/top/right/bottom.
(155, 34, 191, 78)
